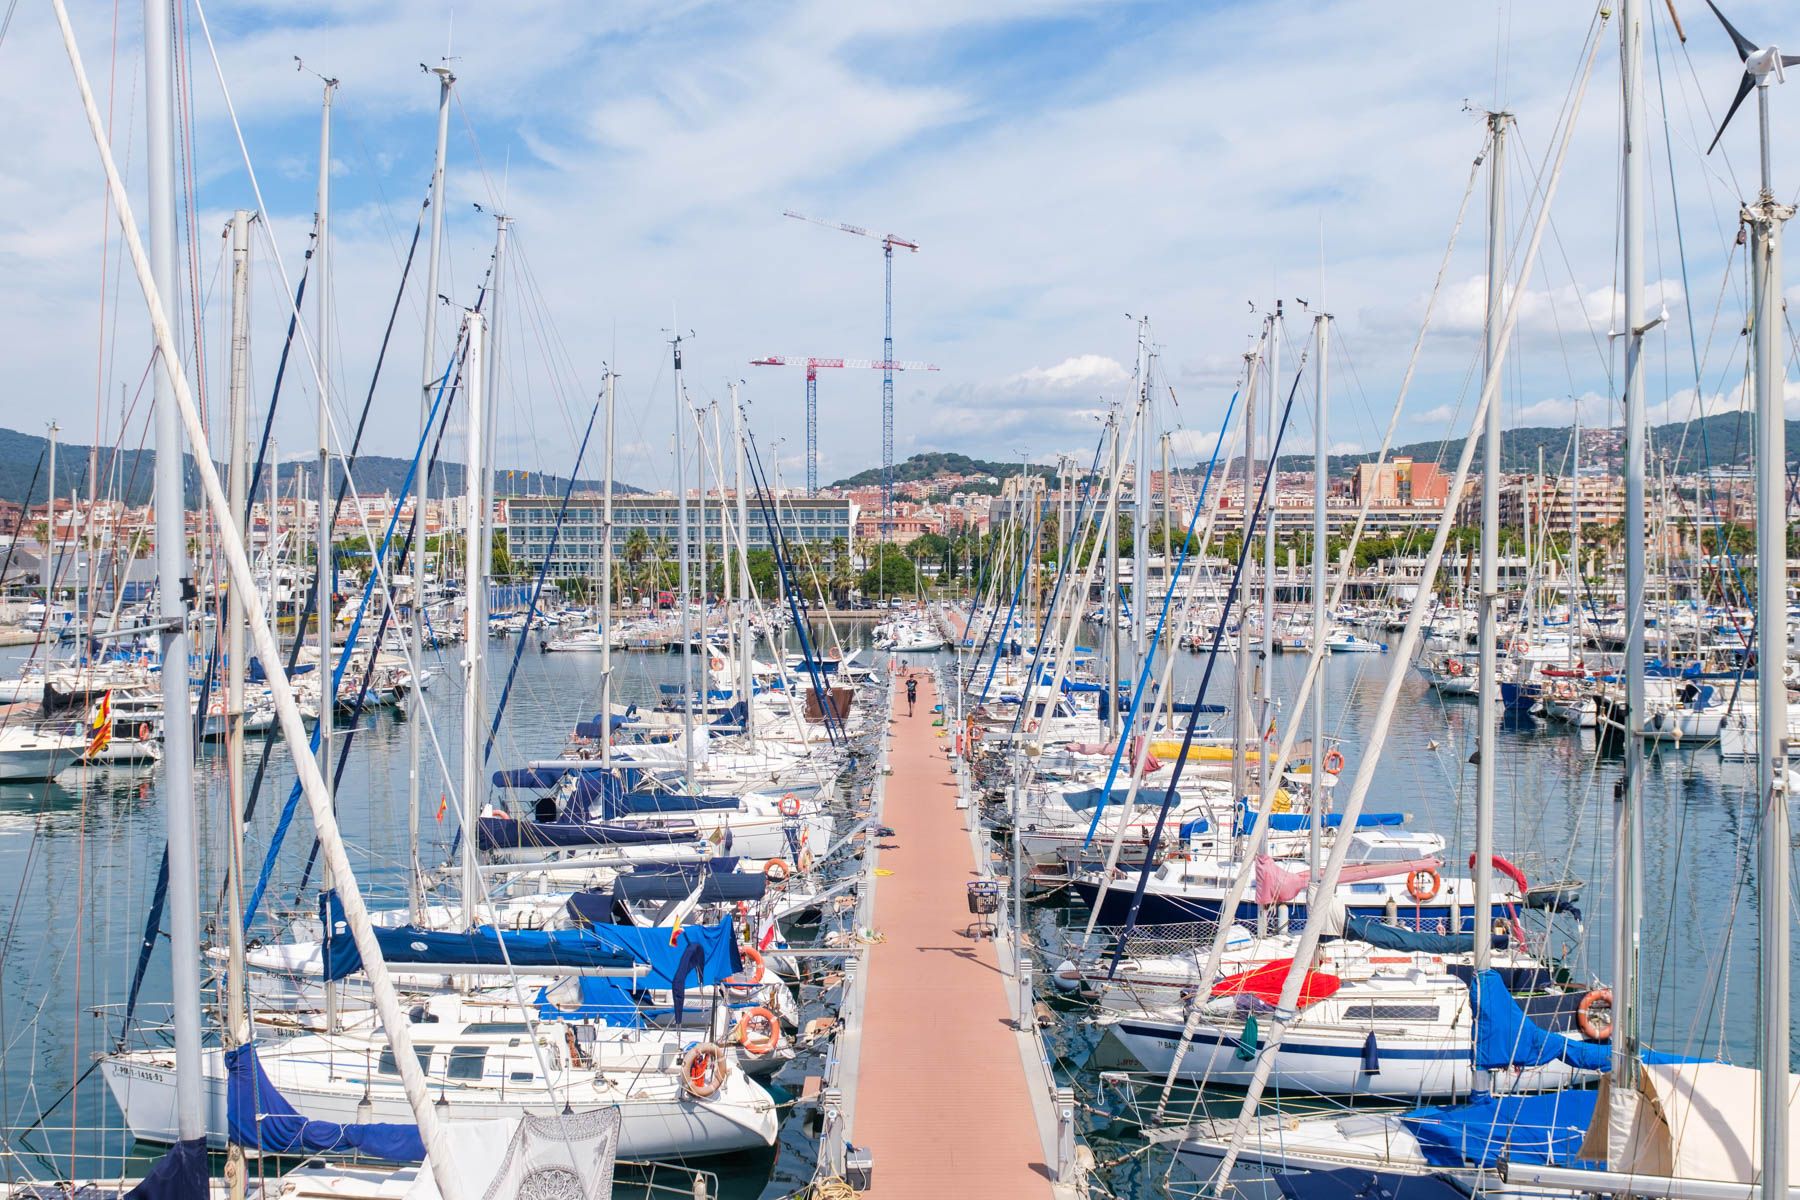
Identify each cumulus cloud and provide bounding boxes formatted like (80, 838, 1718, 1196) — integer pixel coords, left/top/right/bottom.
(6, 0, 1788, 483)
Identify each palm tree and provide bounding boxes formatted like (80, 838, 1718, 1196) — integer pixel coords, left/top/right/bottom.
(622, 528, 650, 599)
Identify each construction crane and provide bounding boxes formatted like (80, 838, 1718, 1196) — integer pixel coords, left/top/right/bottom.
(750, 355, 938, 495)
(782, 209, 920, 533)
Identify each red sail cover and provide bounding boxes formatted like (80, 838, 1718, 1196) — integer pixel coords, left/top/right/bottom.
(1210, 958, 1341, 1008)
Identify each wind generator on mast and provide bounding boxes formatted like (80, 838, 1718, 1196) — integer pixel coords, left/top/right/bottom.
(781, 209, 919, 528)
(748, 354, 939, 495)
(1703, 3, 1795, 1191)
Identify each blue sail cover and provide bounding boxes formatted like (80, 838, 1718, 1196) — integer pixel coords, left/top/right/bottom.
(1345, 915, 1477, 954)
(125, 1138, 207, 1200)
(1471, 969, 1703, 1072)
(319, 892, 638, 981)
(1473, 970, 1610, 1071)
(1235, 807, 1406, 835)
(476, 815, 696, 851)
(226, 1043, 425, 1162)
(1402, 1089, 1599, 1169)
(533, 919, 745, 1028)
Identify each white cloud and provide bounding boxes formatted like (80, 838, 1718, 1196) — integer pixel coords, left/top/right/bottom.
(6, 0, 1793, 488)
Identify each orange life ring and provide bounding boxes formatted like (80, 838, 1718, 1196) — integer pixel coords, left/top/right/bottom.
(777, 795, 801, 817)
(681, 1042, 728, 1097)
(1445, 660, 1465, 677)
(763, 859, 792, 884)
(732, 1006, 782, 1056)
(1406, 867, 1441, 904)
(137, 723, 151, 741)
(1577, 988, 1613, 1042)
(1322, 748, 1345, 776)
(727, 944, 766, 989)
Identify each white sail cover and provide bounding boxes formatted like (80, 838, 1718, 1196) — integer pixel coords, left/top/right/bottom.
(407, 1109, 621, 1200)
(1600, 1061, 1800, 1184)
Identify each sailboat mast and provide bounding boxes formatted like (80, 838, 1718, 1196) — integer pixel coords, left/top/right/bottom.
(674, 335, 695, 791)
(1134, 317, 1151, 680)
(1615, 0, 1648, 1107)
(313, 72, 338, 934)
(142, 0, 203, 1145)
(459, 308, 487, 928)
(1261, 303, 1280, 801)
(733, 385, 754, 744)
(1106, 414, 1121, 740)
(1310, 311, 1329, 886)
(1231, 338, 1261, 827)
(222, 207, 252, 1200)
(1571, 413, 1581, 633)
(1474, 110, 1506, 996)
(711, 401, 733, 717)
(601, 370, 615, 771)
(43, 421, 56, 649)
(411, 67, 453, 923)
(1746, 75, 1793, 1195)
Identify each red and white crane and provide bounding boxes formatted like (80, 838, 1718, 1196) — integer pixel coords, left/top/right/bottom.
(749, 354, 938, 495)
(782, 210, 921, 523)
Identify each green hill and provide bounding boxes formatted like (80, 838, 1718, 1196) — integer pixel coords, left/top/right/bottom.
(0, 426, 639, 510)
(830, 452, 1057, 489)
(1261, 412, 1798, 476)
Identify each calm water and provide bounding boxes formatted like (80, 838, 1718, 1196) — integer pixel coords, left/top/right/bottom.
(0, 620, 1791, 1195)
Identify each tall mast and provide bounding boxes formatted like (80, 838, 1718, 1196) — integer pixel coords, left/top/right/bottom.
(1743, 44, 1794, 1193)
(1105, 415, 1121, 739)
(482, 218, 506, 618)
(696, 406, 709, 662)
(1310, 311, 1329, 886)
(312, 77, 338, 1032)
(1134, 317, 1151, 680)
(1570, 412, 1581, 639)
(43, 421, 57, 649)
(601, 371, 615, 771)
(410, 66, 453, 923)
(673, 334, 695, 791)
(1261, 303, 1280, 803)
(459, 308, 487, 929)
(1161, 431, 1175, 736)
(1231, 339, 1261, 824)
(222, 207, 252, 1200)
(710, 402, 730, 706)
(1474, 111, 1507, 996)
(732, 384, 754, 744)
(1613, 0, 1648, 1125)
(143, 0, 203, 1147)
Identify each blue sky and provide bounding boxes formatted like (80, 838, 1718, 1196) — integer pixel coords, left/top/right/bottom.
(4, 0, 1796, 494)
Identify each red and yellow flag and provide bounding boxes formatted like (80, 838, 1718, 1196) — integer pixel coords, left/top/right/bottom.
(86, 691, 113, 757)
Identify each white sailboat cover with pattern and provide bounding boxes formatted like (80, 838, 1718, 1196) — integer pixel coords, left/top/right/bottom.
(406, 1109, 622, 1200)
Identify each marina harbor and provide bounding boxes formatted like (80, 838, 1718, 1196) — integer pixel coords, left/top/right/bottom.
(4, 2, 1800, 1199)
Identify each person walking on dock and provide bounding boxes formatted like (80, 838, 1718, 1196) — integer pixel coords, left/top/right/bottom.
(905, 674, 918, 716)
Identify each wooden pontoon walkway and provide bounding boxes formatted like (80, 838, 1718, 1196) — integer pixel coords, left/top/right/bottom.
(849, 668, 1057, 1197)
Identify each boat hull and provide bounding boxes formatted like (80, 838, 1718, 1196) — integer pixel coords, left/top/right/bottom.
(100, 1049, 777, 1160)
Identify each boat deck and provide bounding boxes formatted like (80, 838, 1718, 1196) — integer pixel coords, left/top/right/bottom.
(848, 667, 1057, 1197)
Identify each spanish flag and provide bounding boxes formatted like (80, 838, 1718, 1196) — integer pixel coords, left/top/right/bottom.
(435, 793, 448, 822)
(86, 691, 113, 757)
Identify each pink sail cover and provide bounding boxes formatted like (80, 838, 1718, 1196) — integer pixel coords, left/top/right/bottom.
(1254, 853, 1446, 907)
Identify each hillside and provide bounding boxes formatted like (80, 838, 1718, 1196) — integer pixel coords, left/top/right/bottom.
(829, 451, 1057, 489)
(1259, 411, 1798, 476)
(0, 427, 638, 509)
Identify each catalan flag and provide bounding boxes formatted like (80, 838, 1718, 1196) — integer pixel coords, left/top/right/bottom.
(86, 690, 113, 757)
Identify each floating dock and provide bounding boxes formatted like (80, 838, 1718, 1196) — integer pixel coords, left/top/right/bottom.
(816, 652, 1079, 1197)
